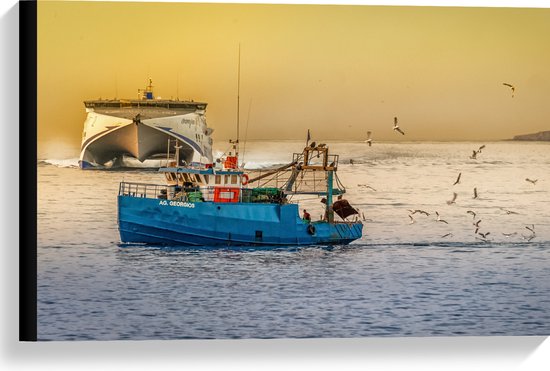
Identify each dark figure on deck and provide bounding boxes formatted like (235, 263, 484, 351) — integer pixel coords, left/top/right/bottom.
(302, 209, 311, 222)
(332, 195, 359, 221)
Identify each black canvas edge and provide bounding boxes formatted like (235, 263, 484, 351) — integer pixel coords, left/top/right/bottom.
(19, 0, 37, 342)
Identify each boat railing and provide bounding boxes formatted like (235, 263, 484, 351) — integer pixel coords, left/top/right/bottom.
(119, 181, 287, 204)
(119, 182, 167, 199)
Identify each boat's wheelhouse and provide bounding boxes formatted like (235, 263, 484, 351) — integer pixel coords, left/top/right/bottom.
(159, 165, 247, 203)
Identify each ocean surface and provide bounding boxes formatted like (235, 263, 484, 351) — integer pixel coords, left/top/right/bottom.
(37, 141, 550, 340)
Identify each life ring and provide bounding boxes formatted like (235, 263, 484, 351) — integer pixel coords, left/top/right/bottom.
(307, 224, 316, 235)
(242, 174, 249, 186)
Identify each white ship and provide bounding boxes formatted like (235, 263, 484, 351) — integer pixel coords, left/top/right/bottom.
(79, 80, 214, 169)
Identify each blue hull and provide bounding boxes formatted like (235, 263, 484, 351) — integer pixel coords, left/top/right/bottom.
(117, 196, 363, 246)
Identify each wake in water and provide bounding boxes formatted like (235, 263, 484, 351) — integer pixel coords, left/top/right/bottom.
(116, 239, 548, 252)
(39, 157, 287, 170)
(38, 156, 171, 169)
(38, 158, 79, 168)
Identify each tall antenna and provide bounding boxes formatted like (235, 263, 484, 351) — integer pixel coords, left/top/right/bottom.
(229, 44, 241, 161)
(176, 72, 180, 101)
(236, 43, 241, 156)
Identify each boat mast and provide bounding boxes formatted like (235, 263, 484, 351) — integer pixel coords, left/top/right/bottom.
(174, 140, 182, 167)
(235, 43, 241, 158)
(166, 138, 171, 167)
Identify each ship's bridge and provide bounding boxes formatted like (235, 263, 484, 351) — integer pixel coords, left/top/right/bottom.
(84, 100, 207, 111)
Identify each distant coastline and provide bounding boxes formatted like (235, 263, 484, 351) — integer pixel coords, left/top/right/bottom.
(511, 130, 550, 141)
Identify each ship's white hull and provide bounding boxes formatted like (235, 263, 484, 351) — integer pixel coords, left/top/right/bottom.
(79, 108, 213, 169)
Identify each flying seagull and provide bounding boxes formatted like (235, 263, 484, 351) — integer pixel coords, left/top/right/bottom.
(365, 131, 373, 146)
(522, 234, 536, 242)
(393, 117, 405, 135)
(525, 178, 538, 185)
(503, 82, 515, 97)
(446, 192, 458, 205)
(435, 211, 448, 224)
(441, 233, 453, 238)
(502, 232, 517, 238)
(473, 187, 478, 199)
(467, 210, 476, 219)
(358, 184, 377, 191)
(525, 224, 535, 234)
(414, 209, 430, 216)
(453, 172, 462, 186)
(408, 214, 415, 224)
(474, 219, 482, 234)
(499, 207, 519, 215)
(478, 231, 491, 239)
(470, 145, 485, 159)
(408, 209, 430, 217)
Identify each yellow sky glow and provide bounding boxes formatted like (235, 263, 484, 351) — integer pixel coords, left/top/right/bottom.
(38, 1, 550, 150)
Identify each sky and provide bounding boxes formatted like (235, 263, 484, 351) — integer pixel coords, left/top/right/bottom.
(37, 1, 550, 153)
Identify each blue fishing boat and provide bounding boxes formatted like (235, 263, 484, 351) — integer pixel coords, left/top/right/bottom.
(117, 142, 363, 247)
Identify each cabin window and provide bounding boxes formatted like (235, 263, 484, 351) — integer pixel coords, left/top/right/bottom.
(255, 230, 263, 241)
(182, 173, 190, 182)
(215, 175, 221, 184)
(224, 175, 229, 184)
(177, 173, 184, 183)
(231, 175, 238, 184)
(194, 174, 201, 183)
(204, 175, 209, 183)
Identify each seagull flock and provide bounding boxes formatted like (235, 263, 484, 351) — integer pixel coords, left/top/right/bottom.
(357, 111, 541, 242)
(363, 82, 515, 145)
(363, 116, 404, 146)
(355, 82, 541, 243)
(399, 144, 540, 242)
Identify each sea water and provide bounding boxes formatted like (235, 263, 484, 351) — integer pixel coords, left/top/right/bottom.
(37, 141, 550, 340)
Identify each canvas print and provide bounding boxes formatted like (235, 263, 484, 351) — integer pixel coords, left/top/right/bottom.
(34, 1, 550, 341)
